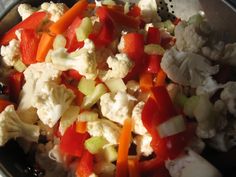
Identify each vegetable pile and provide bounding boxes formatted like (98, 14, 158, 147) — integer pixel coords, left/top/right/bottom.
(0, 0, 236, 177)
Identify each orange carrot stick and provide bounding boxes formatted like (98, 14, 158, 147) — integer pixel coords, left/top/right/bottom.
(155, 69, 167, 86)
(49, 0, 88, 35)
(140, 72, 153, 91)
(76, 121, 87, 134)
(36, 32, 55, 62)
(128, 156, 141, 177)
(116, 118, 133, 177)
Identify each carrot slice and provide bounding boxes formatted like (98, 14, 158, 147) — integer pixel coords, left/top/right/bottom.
(49, 0, 88, 34)
(140, 72, 153, 91)
(36, 32, 55, 62)
(76, 121, 87, 134)
(116, 118, 133, 177)
(128, 156, 141, 177)
(155, 69, 167, 86)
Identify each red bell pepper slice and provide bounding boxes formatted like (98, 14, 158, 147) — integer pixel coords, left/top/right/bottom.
(122, 33, 145, 80)
(20, 29, 40, 65)
(7, 71, 24, 103)
(76, 150, 94, 177)
(147, 27, 161, 44)
(0, 12, 48, 45)
(60, 124, 89, 157)
(146, 55, 162, 74)
(127, 5, 141, 17)
(0, 99, 13, 113)
(65, 16, 84, 52)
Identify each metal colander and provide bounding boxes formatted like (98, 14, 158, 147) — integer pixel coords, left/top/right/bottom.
(0, 0, 236, 177)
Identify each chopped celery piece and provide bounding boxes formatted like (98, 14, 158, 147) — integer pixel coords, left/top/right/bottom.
(105, 78, 127, 93)
(76, 17, 93, 42)
(188, 13, 204, 26)
(13, 59, 26, 72)
(157, 114, 186, 138)
(85, 136, 107, 154)
(124, 2, 130, 14)
(78, 77, 96, 96)
(163, 20, 175, 33)
(59, 106, 80, 135)
(103, 145, 117, 162)
(183, 96, 200, 117)
(81, 83, 107, 109)
(144, 44, 165, 55)
(174, 93, 188, 108)
(53, 34, 66, 49)
(102, 0, 116, 5)
(79, 111, 99, 122)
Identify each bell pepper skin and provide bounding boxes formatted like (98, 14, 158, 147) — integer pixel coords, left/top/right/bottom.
(20, 29, 40, 65)
(76, 150, 94, 177)
(60, 124, 89, 157)
(147, 27, 161, 45)
(0, 12, 47, 45)
(146, 55, 162, 74)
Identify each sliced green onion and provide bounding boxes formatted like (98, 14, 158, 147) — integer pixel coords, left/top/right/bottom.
(183, 96, 200, 117)
(85, 136, 107, 154)
(174, 93, 188, 108)
(102, 0, 116, 6)
(144, 44, 165, 55)
(163, 20, 175, 33)
(157, 115, 186, 138)
(81, 83, 107, 109)
(13, 59, 27, 72)
(76, 17, 93, 42)
(53, 34, 66, 49)
(104, 78, 127, 93)
(59, 106, 80, 135)
(78, 77, 96, 96)
(79, 111, 98, 122)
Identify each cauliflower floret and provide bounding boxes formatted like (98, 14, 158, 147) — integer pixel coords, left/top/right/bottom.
(0, 105, 40, 146)
(134, 134, 153, 157)
(220, 82, 236, 116)
(100, 91, 136, 125)
(40, 2, 68, 22)
(165, 149, 222, 177)
(117, 36, 125, 53)
(161, 47, 219, 87)
(99, 53, 133, 81)
(32, 82, 75, 128)
(0, 39, 21, 67)
(18, 3, 37, 20)
(132, 101, 147, 135)
(17, 62, 61, 124)
(222, 43, 236, 66)
(87, 119, 121, 145)
(51, 39, 98, 80)
(206, 119, 236, 152)
(201, 41, 225, 61)
(188, 136, 205, 154)
(138, 0, 161, 23)
(175, 21, 207, 53)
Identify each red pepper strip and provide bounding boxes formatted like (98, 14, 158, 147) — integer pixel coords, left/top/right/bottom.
(139, 72, 153, 92)
(146, 55, 162, 74)
(139, 157, 164, 173)
(20, 29, 40, 65)
(0, 99, 12, 113)
(122, 33, 145, 80)
(147, 27, 161, 44)
(65, 16, 84, 52)
(60, 124, 89, 157)
(0, 12, 47, 45)
(127, 5, 141, 17)
(76, 150, 94, 177)
(7, 71, 24, 103)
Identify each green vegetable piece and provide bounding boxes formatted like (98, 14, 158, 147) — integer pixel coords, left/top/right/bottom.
(85, 136, 107, 154)
(76, 17, 93, 41)
(79, 111, 99, 122)
(188, 13, 204, 26)
(144, 44, 165, 55)
(103, 145, 118, 162)
(183, 95, 200, 117)
(14, 59, 27, 72)
(78, 77, 96, 96)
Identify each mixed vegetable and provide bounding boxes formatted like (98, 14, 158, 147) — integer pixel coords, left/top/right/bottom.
(0, 0, 236, 177)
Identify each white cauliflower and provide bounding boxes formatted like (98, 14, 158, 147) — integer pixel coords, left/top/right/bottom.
(201, 41, 225, 61)
(17, 62, 61, 124)
(222, 43, 236, 66)
(220, 82, 236, 116)
(134, 134, 153, 157)
(165, 149, 222, 177)
(117, 36, 125, 53)
(40, 2, 68, 22)
(132, 101, 147, 135)
(87, 119, 121, 145)
(51, 39, 98, 80)
(161, 47, 219, 88)
(206, 119, 236, 152)
(99, 53, 133, 81)
(0, 105, 40, 146)
(138, 0, 161, 22)
(18, 3, 37, 20)
(0, 39, 21, 67)
(100, 91, 136, 125)
(32, 82, 75, 128)
(175, 21, 207, 53)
